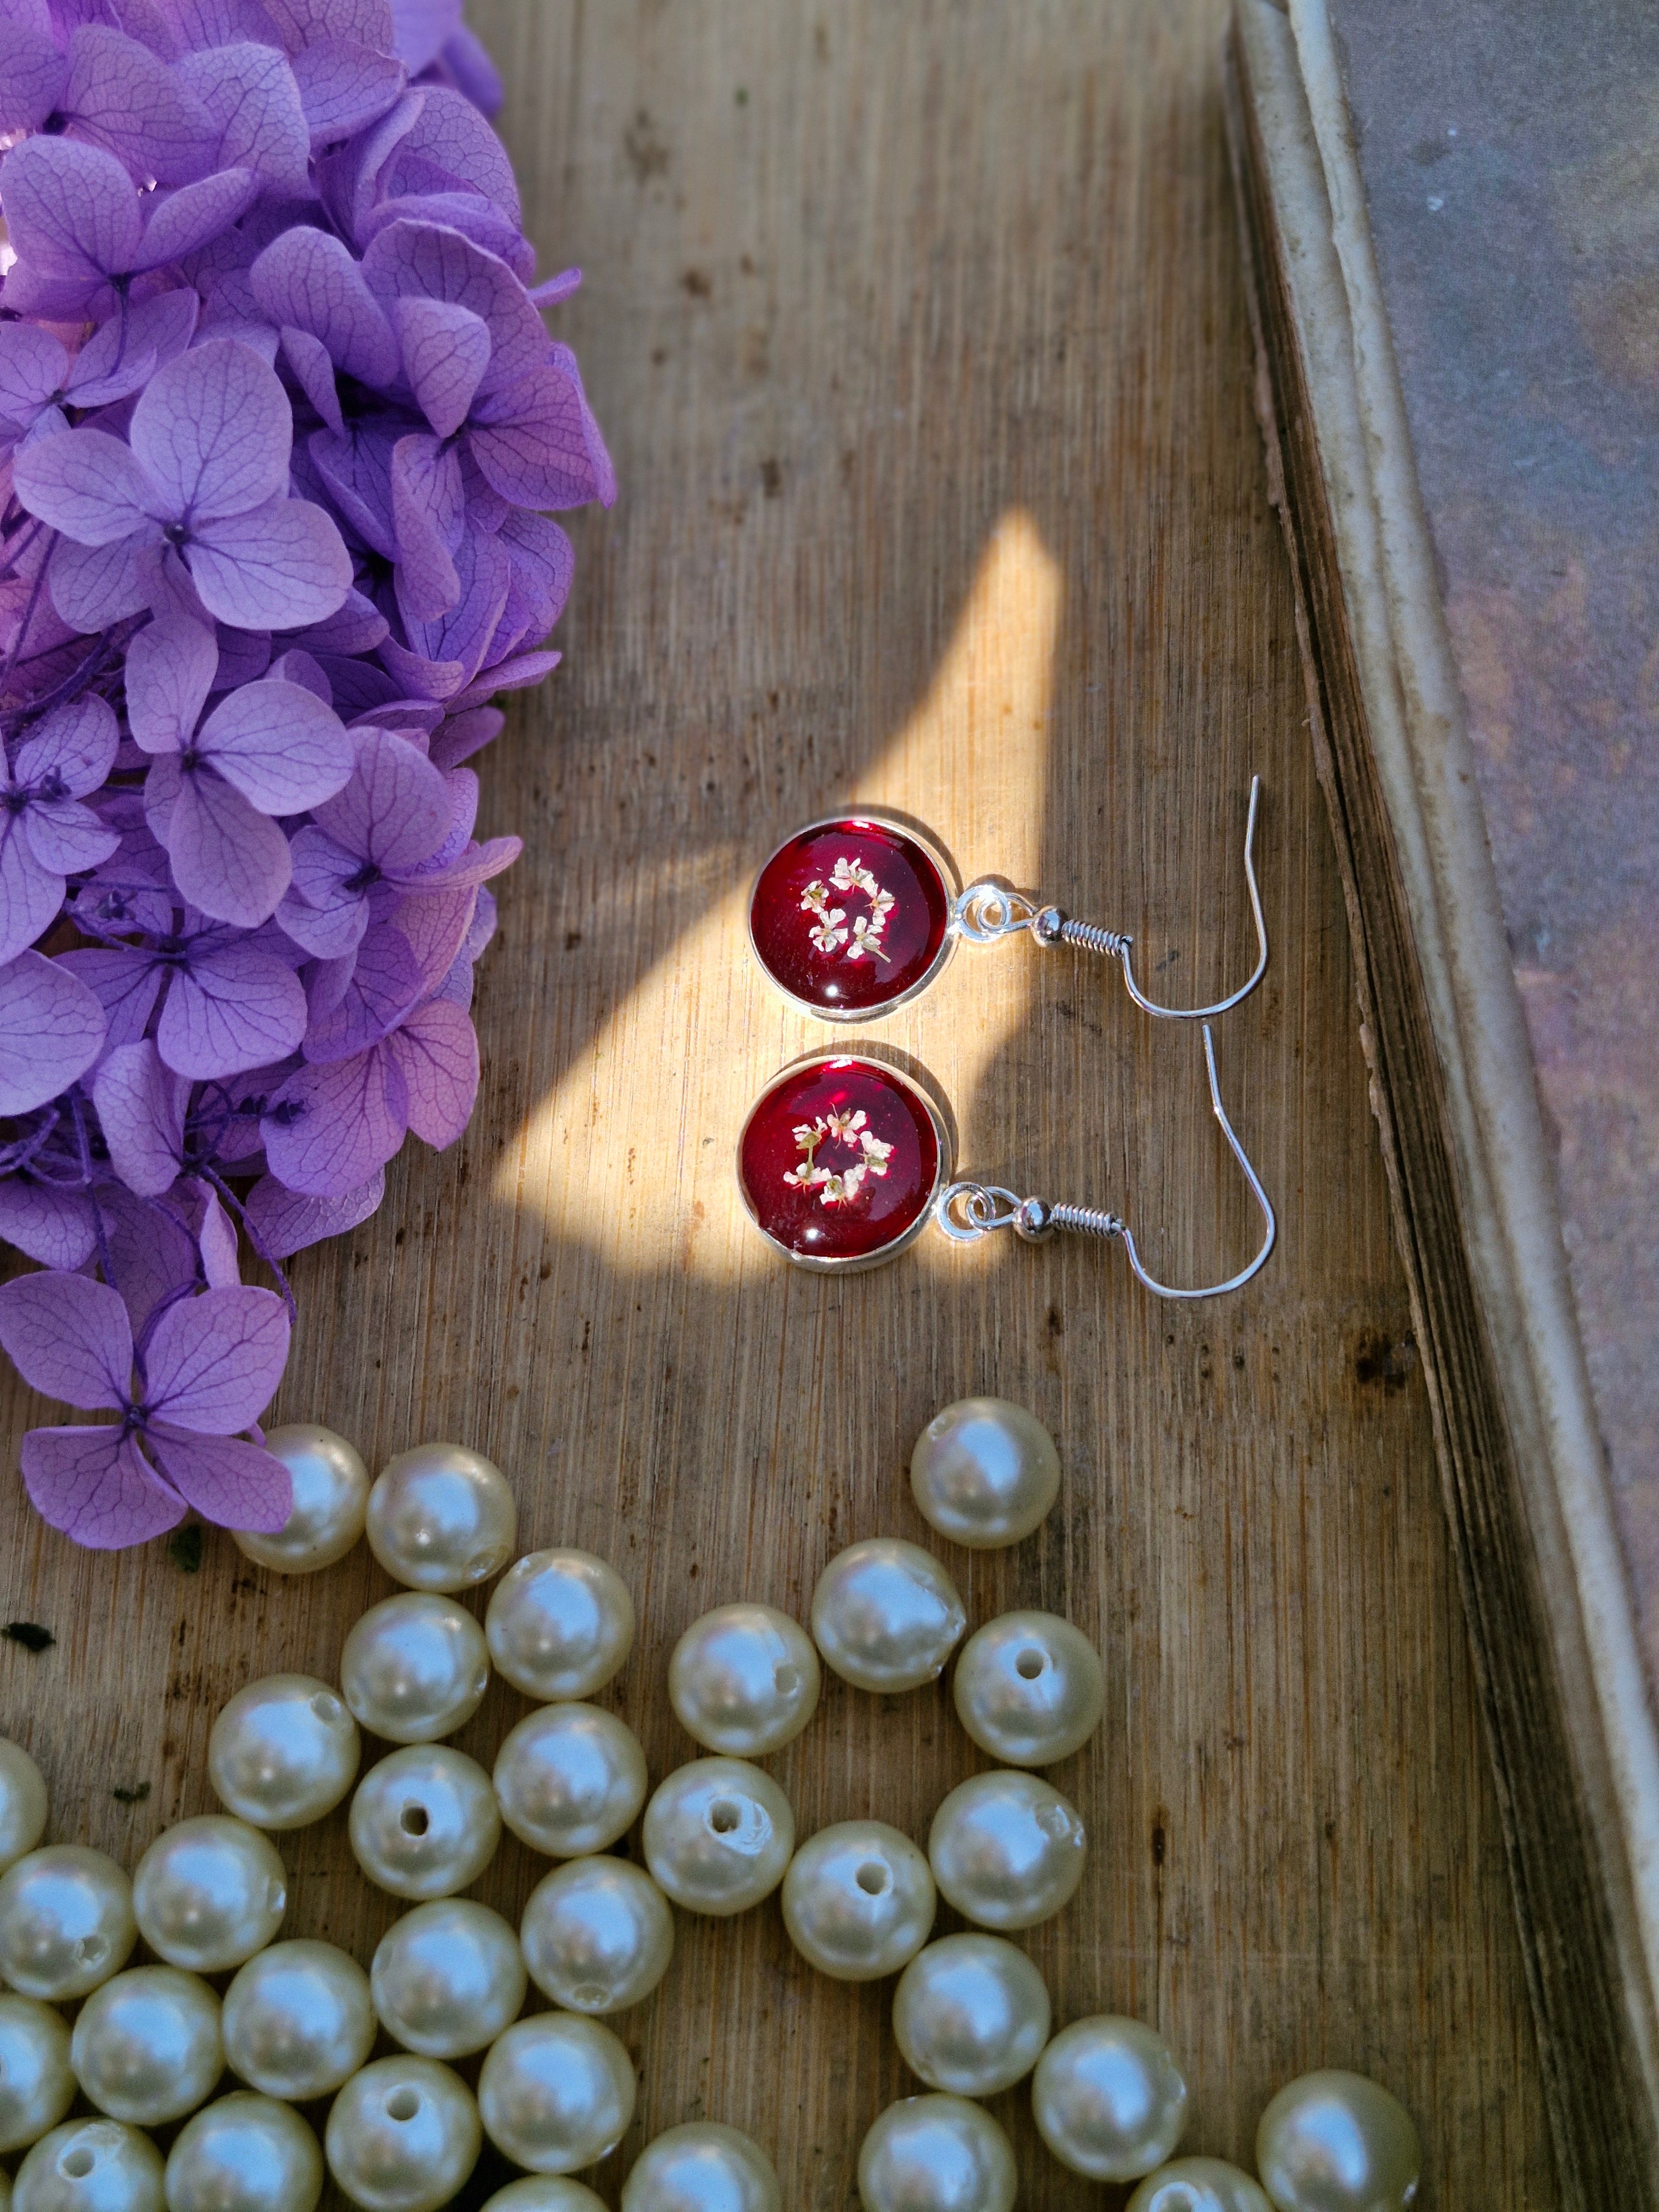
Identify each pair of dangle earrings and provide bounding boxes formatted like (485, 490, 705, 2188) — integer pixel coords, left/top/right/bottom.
(735, 783, 1277, 1300)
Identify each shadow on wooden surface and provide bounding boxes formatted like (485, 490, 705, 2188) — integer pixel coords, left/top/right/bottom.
(0, 4, 1558, 2206)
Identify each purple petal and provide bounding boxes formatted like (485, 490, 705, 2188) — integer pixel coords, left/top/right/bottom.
(129, 336, 290, 523)
(265, 646, 331, 699)
(390, 878, 476, 994)
(214, 621, 273, 689)
(55, 946, 164, 1054)
(393, 293, 489, 439)
(313, 725, 449, 870)
(61, 24, 218, 185)
(22, 1425, 186, 1548)
(0, 1180, 99, 1269)
(22, 795, 118, 876)
(362, 218, 547, 389)
(249, 222, 399, 383)
(148, 1425, 293, 1531)
(358, 185, 530, 278)
(403, 528, 509, 687)
(470, 349, 615, 511)
(186, 495, 353, 630)
(290, 586, 388, 656)
(439, 23, 500, 117)
(179, 39, 309, 197)
(157, 936, 306, 1077)
(388, 0, 457, 75)
(447, 645, 559, 712)
(0, 134, 141, 287)
(290, 35, 404, 147)
(49, 530, 162, 633)
(307, 421, 397, 557)
(389, 430, 461, 623)
(0, 1270, 132, 1409)
(0, 323, 67, 428)
(261, 1039, 406, 1194)
(377, 633, 465, 703)
(262, 0, 394, 54)
(279, 324, 342, 434)
(196, 677, 353, 813)
(92, 1039, 187, 1197)
(14, 693, 118, 794)
(159, 759, 291, 925)
(384, 992, 475, 1147)
(301, 917, 419, 1060)
(0, 18, 64, 134)
(527, 267, 582, 310)
(143, 1281, 289, 1431)
(0, 817, 63, 965)
(158, 0, 288, 53)
(390, 81, 516, 221)
(427, 704, 500, 770)
(278, 828, 365, 957)
(0, 949, 106, 1112)
(125, 611, 218, 754)
(242, 1162, 383, 1255)
(131, 163, 259, 270)
(194, 1182, 241, 1286)
(13, 427, 161, 545)
(500, 508, 575, 637)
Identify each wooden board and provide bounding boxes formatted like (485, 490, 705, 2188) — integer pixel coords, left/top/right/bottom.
(0, 3, 1559, 2204)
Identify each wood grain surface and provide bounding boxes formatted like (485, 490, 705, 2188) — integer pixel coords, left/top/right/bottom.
(0, 4, 1560, 2205)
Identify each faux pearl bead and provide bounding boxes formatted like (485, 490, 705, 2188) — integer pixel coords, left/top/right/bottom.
(0, 1848, 135, 2000)
(133, 1818, 286, 1972)
(164, 2093, 324, 2212)
(15, 2120, 165, 2212)
(486, 1550, 635, 1702)
(951, 1610, 1103, 1766)
(222, 1940, 375, 2100)
(478, 2014, 635, 2174)
(1254, 2071, 1421, 2212)
(520, 1856, 675, 2014)
(1032, 2016, 1189, 2182)
(667, 1605, 820, 1757)
(810, 1541, 966, 1694)
(208, 1677, 360, 1832)
(620, 2124, 780, 2212)
(781, 1822, 935, 1981)
(909, 1398, 1059, 1550)
(857, 2095, 1015, 2212)
(1126, 2159, 1274, 2212)
(232, 1424, 368, 1574)
(325, 2057, 480, 2212)
(494, 1705, 648, 1858)
(643, 1759, 795, 1916)
(927, 1770, 1085, 1932)
(70, 1966, 221, 2126)
(0, 1994, 74, 2152)
(371, 1900, 526, 2058)
(484, 2186, 607, 2212)
(341, 1596, 490, 1745)
(0, 1741, 48, 1874)
(891, 1934, 1050, 2096)
(349, 1746, 500, 1900)
(367, 1443, 517, 1592)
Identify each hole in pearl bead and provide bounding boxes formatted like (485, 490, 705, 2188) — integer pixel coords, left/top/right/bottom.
(385, 2087, 422, 2123)
(61, 2150, 97, 2180)
(311, 1693, 343, 1722)
(400, 1802, 431, 1837)
(572, 1981, 609, 2007)
(855, 1859, 890, 1896)
(774, 1663, 800, 1697)
(708, 1798, 742, 1834)
(75, 1934, 106, 1966)
(467, 1550, 502, 1579)
(1015, 1647, 1046, 1680)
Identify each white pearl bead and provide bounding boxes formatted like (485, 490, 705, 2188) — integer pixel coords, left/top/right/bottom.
(233, 1425, 368, 1574)
(667, 1605, 820, 1757)
(891, 1934, 1050, 2096)
(208, 1677, 360, 1832)
(70, 1966, 221, 2127)
(0, 1848, 135, 2000)
(484, 2185, 606, 2212)
(486, 1551, 634, 1701)
(620, 2124, 780, 2212)
(857, 2096, 1015, 2212)
(477, 2014, 634, 2175)
(781, 1822, 935, 1981)
(520, 1856, 675, 2014)
(1126, 2158, 1274, 2212)
(341, 1596, 490, 1745)
(0, 1994, 74, 2152)
(951, 1610, 1103, 1766)
(927, 1770, 1085, 1931)
(1032, 2016, 1189, 2182)
(164, 2093, 323, 2212)
(367, 1443, 517, 1593)
(325, 2057, 480, 2212)
(349, 1747, 500, 1900)
(222, 1941, 375, 2100)
(0, 1741, 48, 1874)
(133, 1819, 286, 1972)
(1254, 2071, 1421, 2212)
(643, 1759, 795, 1916)
(371, 1901, 525, 2058)
(493, 1705, 648, 1858)
(810, 1541, 966, 1694)
(909, 1398, 1059, 1550)
(15, 2119, 165, 2212)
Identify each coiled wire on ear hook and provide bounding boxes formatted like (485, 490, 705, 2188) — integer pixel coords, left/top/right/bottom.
(956, 775, 1269, 1022)
(934, 1022, 1277, 1300)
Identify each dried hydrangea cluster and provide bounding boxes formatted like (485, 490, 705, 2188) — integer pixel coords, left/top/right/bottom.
(0, 0, 613, 1552)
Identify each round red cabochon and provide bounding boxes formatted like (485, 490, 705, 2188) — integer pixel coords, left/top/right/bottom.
(749, 817, 952, 1016)
(739, 1058, 945, 1265)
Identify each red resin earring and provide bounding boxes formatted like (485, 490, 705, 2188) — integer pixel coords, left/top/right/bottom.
(747, 779, 1267, 1024)
(737, 1027, 1276, 1297)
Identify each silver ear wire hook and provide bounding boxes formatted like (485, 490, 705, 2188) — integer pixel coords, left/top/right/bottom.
(956, 775, 1269, 1021)
(933, 1022, 1276, 1300)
